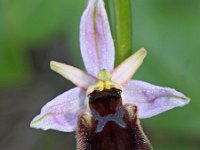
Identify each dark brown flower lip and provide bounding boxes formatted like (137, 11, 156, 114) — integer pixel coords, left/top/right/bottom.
(89, 88, 122, 102)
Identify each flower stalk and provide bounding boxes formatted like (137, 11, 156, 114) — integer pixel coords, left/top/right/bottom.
(113, 0, 132, 66)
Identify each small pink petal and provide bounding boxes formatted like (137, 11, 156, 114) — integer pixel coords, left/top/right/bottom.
(123, 80, 190, 119)
(30, 87, 86, 132)
(80, 0, 115, 77)
(50, 61, 96, 90)
(112, 48, 147, 85)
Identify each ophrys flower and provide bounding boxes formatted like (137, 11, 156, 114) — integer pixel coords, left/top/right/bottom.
(30, 0, 190, 149)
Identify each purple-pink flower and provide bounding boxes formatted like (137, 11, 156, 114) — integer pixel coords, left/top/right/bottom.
(30, 0, 190, 132)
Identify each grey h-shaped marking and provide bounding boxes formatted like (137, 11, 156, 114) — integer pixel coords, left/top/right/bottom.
(91, 106, 127, 133)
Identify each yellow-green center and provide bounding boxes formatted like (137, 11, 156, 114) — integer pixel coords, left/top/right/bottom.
(87, 69, 121, 95)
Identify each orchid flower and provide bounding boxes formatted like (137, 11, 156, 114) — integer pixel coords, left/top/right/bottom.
(30, 0, 190, 135)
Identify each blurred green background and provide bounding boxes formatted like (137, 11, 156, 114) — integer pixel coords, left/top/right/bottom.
(0, 0, 199, 150)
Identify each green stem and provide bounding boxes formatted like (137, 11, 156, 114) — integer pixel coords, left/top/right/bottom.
(104, 0, 111, 21)
(113, 0, 132, 66)
(104, 0, 114, 35)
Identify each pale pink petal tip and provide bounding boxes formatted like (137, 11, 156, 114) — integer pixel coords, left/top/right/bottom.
(50, 61, 96, 89)
(123, 80, 190, 119)
(112, 48, 147, 85)
(80, 0, 115, 77)
(30, 88, 86, 132)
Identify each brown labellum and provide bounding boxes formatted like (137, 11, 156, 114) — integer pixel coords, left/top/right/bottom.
(76, 88, 152, 150)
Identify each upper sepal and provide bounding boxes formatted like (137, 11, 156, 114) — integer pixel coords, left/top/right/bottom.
(80, 0, 115, 77)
